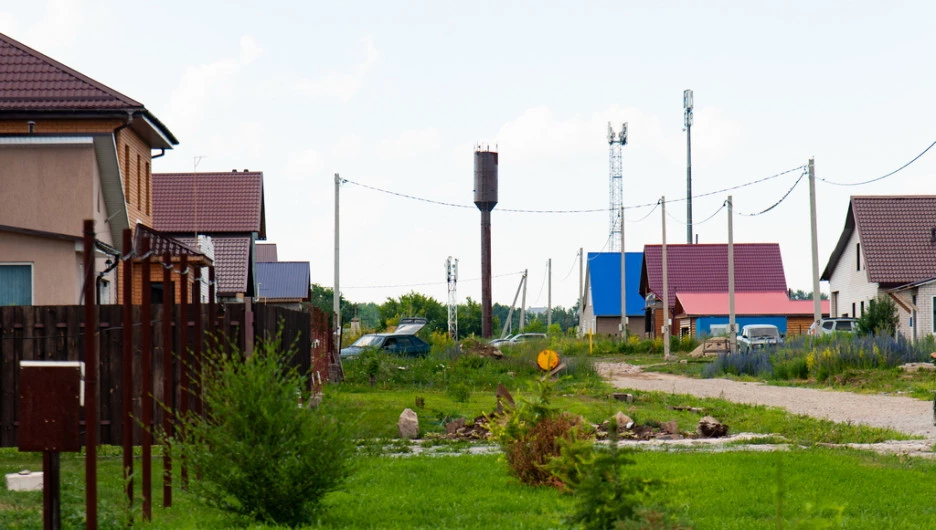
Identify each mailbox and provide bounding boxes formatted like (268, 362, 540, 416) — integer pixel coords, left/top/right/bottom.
(18, 361, 85, 452)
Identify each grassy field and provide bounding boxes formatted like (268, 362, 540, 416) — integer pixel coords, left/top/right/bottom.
(3, 447, 936, 529)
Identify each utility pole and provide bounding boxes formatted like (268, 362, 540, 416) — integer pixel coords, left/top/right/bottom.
(728, 195, 736, 355)
(684, 89, 694, 244)
(547, 258, 552, 328)
(333, 174, 342, 361)
(520, 269, 528, 330)
(578, 247, 583, 323)
(620, 205, 627, 338)
(808, 158, 822, 325)
(662, 196, 674, 361)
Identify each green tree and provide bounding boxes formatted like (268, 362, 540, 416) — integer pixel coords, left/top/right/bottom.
(856, 295, 899, 336)
(378, 291, 447, 335)
(789, 289, 829, 301)
(308, 283, 354, 323)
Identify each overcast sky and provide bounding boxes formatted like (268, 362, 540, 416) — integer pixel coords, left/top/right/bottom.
(4, 1, 935, 310)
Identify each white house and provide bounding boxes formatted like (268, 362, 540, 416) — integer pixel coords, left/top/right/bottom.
(821, 196, 936, 340)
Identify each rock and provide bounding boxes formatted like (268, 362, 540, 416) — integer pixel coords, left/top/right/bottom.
(611, 392, 635, 402)
(398, 408, 419, 439)
(899, 362, 935, 373)
(613, 411, 635, 431)
(698, 416, 728, 438)
(660, 420, 679, 435)
(5, 470, 42, 491)
(445, 417, 466, 436)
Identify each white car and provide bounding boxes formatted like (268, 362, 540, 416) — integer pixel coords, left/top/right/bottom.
(493, 332, 548, 349)
(737, 324, 783, 353)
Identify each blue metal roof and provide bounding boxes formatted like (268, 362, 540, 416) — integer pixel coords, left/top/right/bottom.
(588, 252, 645, 317)
(256, 262, 311, 300)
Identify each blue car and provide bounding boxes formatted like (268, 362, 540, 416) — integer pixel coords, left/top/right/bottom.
(340, 318, 430, 359)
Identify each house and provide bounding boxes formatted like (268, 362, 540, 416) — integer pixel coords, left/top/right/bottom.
(153, 171, 266, 302)
(640, 243, 788, 338)
(673, 291, 829, 338)
(579, 252, 645, 336)
(821, 196, 936, 340)
(256, 262, 311, 310)
(0, 31, 181, 305)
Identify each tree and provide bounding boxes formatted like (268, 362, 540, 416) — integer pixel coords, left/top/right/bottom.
(856, 295, 899, 336)
(378, 291, 447, 335)
(308, 283, 354, 324)
(789, 289, 829, 301)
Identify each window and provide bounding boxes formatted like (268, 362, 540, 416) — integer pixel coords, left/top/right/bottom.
(136, 154, 142, 206)
(123, 144, 130, 195)
(852, 302, 856, 318)
(151, 282, 174, 304)
(860, 301, 865, 316)
(0, 264, 33, 305)
(856, 243, 861, 271)
(145, 161, 151, 215)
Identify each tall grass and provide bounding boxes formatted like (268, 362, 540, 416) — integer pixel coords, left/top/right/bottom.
(703, 334, 936, 382)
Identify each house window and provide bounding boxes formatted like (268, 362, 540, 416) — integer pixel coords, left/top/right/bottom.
(123, 144, 130, 197)
(145, 161, 151, 215)
(852, 302, 856, 318)
(856, 243, 861, 271)
(0, 264, 33, 305)
(136, 154, 142, 207)
(151, 282, 174, 305)
(860, 301, 865, 316)
(831, 291, 839, 317)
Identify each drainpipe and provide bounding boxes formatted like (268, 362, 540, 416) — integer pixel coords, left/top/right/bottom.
(96, 245, 121, 305)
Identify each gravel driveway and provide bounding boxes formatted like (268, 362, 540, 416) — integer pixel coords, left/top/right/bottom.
(596, 362, 936, 445)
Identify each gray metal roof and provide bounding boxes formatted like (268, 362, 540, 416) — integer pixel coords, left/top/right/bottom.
(256, 261, 310, 301)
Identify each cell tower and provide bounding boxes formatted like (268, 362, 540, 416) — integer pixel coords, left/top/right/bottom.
(608, 122, 628, 251)
(446, 256, 458, 339)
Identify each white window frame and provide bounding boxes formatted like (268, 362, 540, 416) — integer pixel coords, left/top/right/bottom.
(0, 262, 34, 305)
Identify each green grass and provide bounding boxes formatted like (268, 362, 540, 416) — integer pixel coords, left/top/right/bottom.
(5, 448, 936, 529)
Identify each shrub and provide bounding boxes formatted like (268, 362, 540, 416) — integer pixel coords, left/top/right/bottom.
(487, 379, 589, 487)
(856, 296, 899, 336)
(168, 336, 354, 525)
(445, 382, 472, 403)
(702, 350, 773, 378)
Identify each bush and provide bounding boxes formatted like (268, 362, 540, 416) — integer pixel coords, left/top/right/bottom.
(856, 296, 899, 336)
(168, 336, 354, 525)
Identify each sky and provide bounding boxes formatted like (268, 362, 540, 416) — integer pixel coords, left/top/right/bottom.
(3, 1, 935, 311)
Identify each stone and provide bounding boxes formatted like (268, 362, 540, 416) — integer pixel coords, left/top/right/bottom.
(5, 470, 42, 492)
(611, 392, 635, 403)
(698, 416, 729, 438)
(398, 408, 419, 439)
(660, 420, 679, 435)
(446, 417, 467, 436)
(613, 411, 635, 431)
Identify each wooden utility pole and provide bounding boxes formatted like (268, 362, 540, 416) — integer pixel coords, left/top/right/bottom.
(620, 205, 627, 337)
(661, 198, 674, 361)
(728, 196, 737, 355)
(808, 158, 822, 325)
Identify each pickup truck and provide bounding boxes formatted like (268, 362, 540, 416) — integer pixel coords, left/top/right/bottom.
(737, 324, 783, 353)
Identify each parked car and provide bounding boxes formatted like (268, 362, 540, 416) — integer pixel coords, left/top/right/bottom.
(808, 317, 858, 336)
(340, 317, 430, 359)
(737, 324, 783, 353)
(488, 334, 514, 347)
(494, 332, 548, 349)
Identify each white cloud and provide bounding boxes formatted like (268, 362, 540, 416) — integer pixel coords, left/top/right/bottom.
(0, 0, 83, 53)
(333, 135, 361, 158)
(163, 35, 261, 138)
(295, 36, 381, 102)
(376, 128, 442, 158)
(285, 149, 324, 178)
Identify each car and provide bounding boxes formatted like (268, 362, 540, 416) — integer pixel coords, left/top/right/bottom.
(808, 317, 858, 336)
(488, 334, 515, 347)
(340, 317, 430, 359)
(494, 332, 548, 349)
(736, 324, 783, 353)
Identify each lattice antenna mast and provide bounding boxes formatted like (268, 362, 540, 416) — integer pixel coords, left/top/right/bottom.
(446, 256, 458, 339)
(608, 122, 627, 251)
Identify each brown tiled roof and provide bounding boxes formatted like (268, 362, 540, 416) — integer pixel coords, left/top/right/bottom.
(823, 196, 936, 284)
(640, 243, 787, 306)
(177, 235, 251, 295)
(256, 243, 278, 262)
(153, 171, 265, 237)
(0, 32, 177, 145)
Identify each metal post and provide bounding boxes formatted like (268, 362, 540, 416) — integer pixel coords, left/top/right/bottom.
(684, 89, 694, 244)
(578, 247, 583, 319)
(520, 269, 527, 330)
(661, 199, 673, 361)
(728, 196, 737, 355)
(808, 158, 822, 325)
(120, 229, 133, 510)
(620, 206, 627, 338)
(82, 219, 98, 530)
(547, 258, 552, 328)
(334, 173, 342, 359)
(140, 237, 153, 520)
(161, 252, 173, 507)
(179, 255, 189, 489)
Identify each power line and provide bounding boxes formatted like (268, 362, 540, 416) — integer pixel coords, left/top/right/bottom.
(343, 270, 524, 290)
(818, 140, 936, 186)
(737, 168, 806, 216)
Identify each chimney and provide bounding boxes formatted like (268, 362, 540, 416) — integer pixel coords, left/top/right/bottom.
(27, 121, 35, 134)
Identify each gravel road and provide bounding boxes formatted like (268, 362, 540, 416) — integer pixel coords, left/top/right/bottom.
(596, 362, 936, 443)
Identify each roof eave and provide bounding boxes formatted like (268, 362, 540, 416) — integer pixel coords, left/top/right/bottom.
(821, 199, 855, 281)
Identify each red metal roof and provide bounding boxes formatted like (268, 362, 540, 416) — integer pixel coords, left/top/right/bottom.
(177, 235, 251, 295)
(153, 171, 265, 237)
(256, 243, 278, 262)
(674, 291, 830, 317)
(823, 196, 936, 285)
(641, 243, 787, 305)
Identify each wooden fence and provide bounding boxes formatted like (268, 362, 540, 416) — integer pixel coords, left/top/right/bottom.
(0, 303, 332, 448)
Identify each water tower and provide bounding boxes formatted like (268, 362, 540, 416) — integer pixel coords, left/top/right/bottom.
(474, 148, 498, 338)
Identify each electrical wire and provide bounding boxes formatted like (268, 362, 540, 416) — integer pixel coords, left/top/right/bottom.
(559, 251, 578, 282)
(533, 261, 548, 305)
(343, 270, 524, 290)
(624, 201, 660, 223)
(737, 168, 806, 216)
(818, 140, 936, 186)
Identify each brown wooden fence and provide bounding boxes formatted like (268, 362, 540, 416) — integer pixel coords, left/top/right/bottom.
(0, 303, 332, 448)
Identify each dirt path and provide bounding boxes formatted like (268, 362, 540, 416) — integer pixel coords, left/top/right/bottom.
(596, 362, 936, 443)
